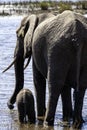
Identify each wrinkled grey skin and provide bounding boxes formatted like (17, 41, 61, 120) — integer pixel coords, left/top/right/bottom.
(16, 88, 35, 123)
(24, 11, 87, 128)
(6, 12, 73, 124)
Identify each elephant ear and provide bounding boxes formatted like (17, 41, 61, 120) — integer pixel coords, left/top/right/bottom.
(24, 15, 38, 58)
(16, 16, 28, 38)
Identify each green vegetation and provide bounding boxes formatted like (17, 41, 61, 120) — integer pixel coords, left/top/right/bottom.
(40, 1, 48, 10)
(58, 2, 72, 13)
(82, 1, 87, 10)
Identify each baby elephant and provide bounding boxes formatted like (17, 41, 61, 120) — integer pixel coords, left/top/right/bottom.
(16, 88, 36, 124)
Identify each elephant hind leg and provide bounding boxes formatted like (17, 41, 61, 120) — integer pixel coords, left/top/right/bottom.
(18, 107, 25, 123)
(73, 88, 86, 129)
(44, 69, 70, 126)
(28, 110, 36, 124)
(19, 114, 24, 123)
(61, 86, 73, 122)
(44, 49, 71, 126)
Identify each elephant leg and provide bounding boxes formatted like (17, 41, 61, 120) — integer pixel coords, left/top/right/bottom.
(28, 107, 36, 124)
(7, 57, 24, 109)
(19, 112, 25, 123)
(17, 103, 25, 123)
(61, 86, 73, 122)
(28, 111, 36, 124)
(44, 83, 61, 126)
(73, 88, 86, 129)
(32, 60, 46, 122)
(27, 97, 36, 124)
(44, 69, 69, 126)
(44, 48, 71, 126)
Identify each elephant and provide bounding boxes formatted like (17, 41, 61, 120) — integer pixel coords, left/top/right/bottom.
(16, 88, 35, 123)
(23, 10, 87, 128)
(3, 12, 73, 124)
(3, 13, 77, 126)
(3, 13, 54, 109)
(3, 13, 72, 121)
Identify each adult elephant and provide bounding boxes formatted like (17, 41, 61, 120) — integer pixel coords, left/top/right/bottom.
(3, 13, 54, 109)
(3, 12, 73, 124)
(24, 10, 87, 128)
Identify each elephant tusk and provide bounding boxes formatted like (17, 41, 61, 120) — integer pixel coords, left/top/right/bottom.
(24, 57, 31, 70)
(2, 57, 16, 73)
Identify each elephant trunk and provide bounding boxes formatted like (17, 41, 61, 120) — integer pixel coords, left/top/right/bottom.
(8, 49, 32, 108)
(8, 56, 24, 105)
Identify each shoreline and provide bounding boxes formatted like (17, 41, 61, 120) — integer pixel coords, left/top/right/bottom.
(0, 9, 87, 17)
(0, 1, 87, 16)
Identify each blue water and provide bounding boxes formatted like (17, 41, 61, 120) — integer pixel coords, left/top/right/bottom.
(0, 15, 87, 130)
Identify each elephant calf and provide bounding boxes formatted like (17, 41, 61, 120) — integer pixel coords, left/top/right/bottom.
(16, 88, 36, 124)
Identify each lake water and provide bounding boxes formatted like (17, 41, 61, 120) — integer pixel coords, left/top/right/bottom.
(0, 0, 77, 3)
(0, 15, 87, 130)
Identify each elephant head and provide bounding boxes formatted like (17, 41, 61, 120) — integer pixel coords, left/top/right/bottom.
(3, 13, 54, 109)
(3, 13, 55, 72)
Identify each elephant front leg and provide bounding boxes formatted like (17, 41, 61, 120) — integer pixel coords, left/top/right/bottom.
(7, 57, 24, 109)
(33, 61, 46, 123)
(73, 88, 86, 129)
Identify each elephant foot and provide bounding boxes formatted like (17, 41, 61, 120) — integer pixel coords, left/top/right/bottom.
(43, 119, 54, 127)
(73, 118, 85, 129)
(43, 121, 49, 128)
(37, 116, 44, 125)
(38, 120, 43, 125)
(7, 101, 14, 109)
(58, 119, 70, 127)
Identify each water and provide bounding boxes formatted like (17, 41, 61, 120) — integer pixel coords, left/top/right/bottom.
(0, 0, 77, 3)
(0, 15, 87, 130)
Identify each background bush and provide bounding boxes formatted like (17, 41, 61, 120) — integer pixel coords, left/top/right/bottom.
(40, 1, 48, 10)
(59, 2, 72, 13)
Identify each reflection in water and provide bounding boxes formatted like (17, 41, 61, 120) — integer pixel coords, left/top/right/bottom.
(0, 15, 87, 130)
